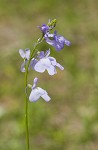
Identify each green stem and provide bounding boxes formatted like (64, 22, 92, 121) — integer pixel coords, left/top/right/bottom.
(24, 35, 44, 150)
(25, 62, 29, 150)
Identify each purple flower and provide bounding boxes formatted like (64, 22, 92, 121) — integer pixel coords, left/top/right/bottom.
(44, 31, 71, 51)
(38, 24, 49, 34)
(38, 19, 56, 34)
(29, 77, 51, 102)
(19, 48, 30, 72)
(31, 49, 64, 75)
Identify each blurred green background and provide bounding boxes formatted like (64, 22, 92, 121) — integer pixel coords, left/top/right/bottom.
(0, 0, 98, 150)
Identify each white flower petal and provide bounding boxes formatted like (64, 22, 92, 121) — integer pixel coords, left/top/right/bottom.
(29, 88, 41, 102)
(40, 58, 51, 68)
(34, 60, 46, 73)
(34, 58, 51, 73)
(21, 62, 25, 72)
(41, 94, 51, 102)
(47, 65, 56, 75)
(47, 33, 54, 38)
(25, 49, 30, 60)
(56, 63, 64, 70)
(38, 87, 51, 102)
(37, 87, 46, 94)
(19, 49, 25, 59)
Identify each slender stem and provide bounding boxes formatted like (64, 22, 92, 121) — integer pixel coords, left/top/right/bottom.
(24, 35, 44, 150)
(25, 62, 29, 150)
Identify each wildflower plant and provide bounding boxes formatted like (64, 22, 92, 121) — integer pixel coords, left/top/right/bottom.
(19, 19, 71, 150)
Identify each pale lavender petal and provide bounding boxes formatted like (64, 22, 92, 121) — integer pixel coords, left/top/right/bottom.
(45, 36, 55, 46)
(32, 77, 38, 89)
(30, 58, 38, 69)
(19, 49, 25, 59)
(48, 57, 56, 65)
(56, 63, 64, 70)
(25, 49, 30, 60)
(37, 87, 46, 94)
(34, 77, 38, 84)
(64, 39, 71, 46)
(41, 94, 51, 102)
(21, 62, 25, 72)
(29, 88, 41, 102)
(34, 58, 52, 73)
(41, 58, 52, 68)
(34, 60, 46, 73)
(37, 87, 51, 102)
(47, 65, 57, 75)
(46, 33, 54, 38)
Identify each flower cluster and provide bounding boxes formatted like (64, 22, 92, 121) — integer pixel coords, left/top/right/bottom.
(19, 19, 71, 102)
(39, 23, 71, 51)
